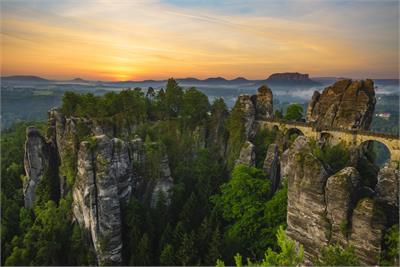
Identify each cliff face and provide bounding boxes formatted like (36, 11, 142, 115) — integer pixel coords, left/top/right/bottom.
(263, 72, 318, 86)
(281, 135, 396, 265)
(72, 135, 136, 264)
(236, 85, 274, 139)
(23, 110, 176, 265)
(306, 79, 376, 130)
(24, 127, 52, 208)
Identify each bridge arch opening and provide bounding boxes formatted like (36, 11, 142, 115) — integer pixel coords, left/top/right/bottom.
(356, 140, 391, 188)
(285, 128, 304, 149)
(358, 140, 391, 167)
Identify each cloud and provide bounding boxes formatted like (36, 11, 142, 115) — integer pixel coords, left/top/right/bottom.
(1, 0, 398, 80)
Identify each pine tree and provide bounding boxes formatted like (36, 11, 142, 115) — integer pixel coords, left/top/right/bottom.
(136, 233, 151, 266)
(205, 226, 222, 265)
(159, 243, 175, 266)
(176, 231, 196, 266)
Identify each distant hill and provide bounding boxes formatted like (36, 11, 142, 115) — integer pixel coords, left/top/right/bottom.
(257, 72, 319, 87)
(230, 77, 250, 83)
(202, 77, 227, 84)
(1, 75, 50, 82)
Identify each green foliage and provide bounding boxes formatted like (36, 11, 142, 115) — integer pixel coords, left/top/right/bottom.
(284, 103, 303, 121)
(314, 142, 350, 173)
(165, 78, 184, 117)
(160, 244, 175, 265)
(176, 231, 197, 266)
(217, 226, 304, 266)
(339, 220, 350, 236)
(1, 122, 45, 264)
(314, 244, 360, 266)
(274, 109, 283, 119)
(4, 198, 92, 266)
(225, 103, 246, 169)
(181, 87, 210, 127)
(251, 128, 278, 168)
(212, 165, 287, 258)
(380, 224, 399, 266)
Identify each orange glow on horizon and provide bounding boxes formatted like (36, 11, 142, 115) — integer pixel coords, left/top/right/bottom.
(1, 1, 398, 80)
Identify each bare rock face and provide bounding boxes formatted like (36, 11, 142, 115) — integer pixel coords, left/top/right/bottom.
(151, 154, 174, 208)
(282, 136, 330, 260)
(23, 127, 50, 208)
(349, 198, 386, 265)
(236, 95, 256, 139)
(262, 144, 280, 194)
(284, 136, 392, 265)
(72, 135, 135, 265)
(325, 167, 360, 245)
(375, 165, 399, 225)
(255, 85, 273, 120)
(306, 79, 375, 130)
(235, 141, 256, 167)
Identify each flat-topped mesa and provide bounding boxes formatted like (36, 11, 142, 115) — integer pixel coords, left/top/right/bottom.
(306, 79, 376, 130)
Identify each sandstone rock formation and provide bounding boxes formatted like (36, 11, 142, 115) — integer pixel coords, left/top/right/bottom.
(262, 72, 318, 86)
(72, 135, 135, 265)
(282, 136, 330, 260)
(235, 141, 256, 167)
(306, 79, 376, 130)
(151, 154, 174, 208)
(24, 127, 50, 208)
(254, 85, 273, 120)
(236, 95, 256, 139)
(283, 136, 394, 265)
(375, 165, 399, 225)
(262, 144, 280, 195)
(325, 167, 360, 245)
(235, 85, 274, 139)
(349, 198, 386, 265)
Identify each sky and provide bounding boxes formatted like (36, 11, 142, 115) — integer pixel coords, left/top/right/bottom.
(1, 0, 399, 81)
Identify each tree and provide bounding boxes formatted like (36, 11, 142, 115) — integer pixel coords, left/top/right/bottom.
(159, 244, 175, 265)
(211, 165, 270, 256)
(216, 226, 304, 266)
(313, 142, 349, 173)
(314, 244, 360, 266)
(380, 224, 399, 266)
(136, 233, 151, 265)
(165, 78, 184, 117)
(284, 104, 303, 121)
(205, 226, 222, 265)
(176, 232, 196, 266)
(181, 87, 210, 126)
(274, 109, 283, 119)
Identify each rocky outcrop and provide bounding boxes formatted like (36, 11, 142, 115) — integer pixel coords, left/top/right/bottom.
(349, 198, 386, 265)
(254, 85, 273, 120)
(262, 144, 280, 194)
(235, 85, 274, 139)
(375, 165, 399, 225)
(72, 135, 136, 265)
(283, 136, 394, 265)
(151, 155, 174, 208)
(263, 72, 318, 86)
(235, 141, 256, 167)
(325, 167, 360, 245)
(236, 95, 256, 139)
(282, 136, 330, 260)
(306, 79, 376, 130)
(24, 127, 48, 208)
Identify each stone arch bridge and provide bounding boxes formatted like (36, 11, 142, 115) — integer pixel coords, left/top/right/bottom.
(258, 119, 400, 165)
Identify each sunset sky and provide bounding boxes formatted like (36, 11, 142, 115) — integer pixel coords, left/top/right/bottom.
(1, 0, 399, 81)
